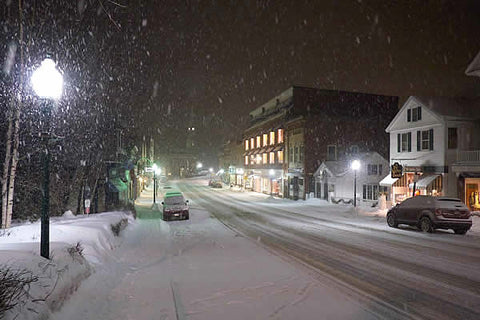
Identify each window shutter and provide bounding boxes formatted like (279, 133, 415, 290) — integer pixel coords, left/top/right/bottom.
(429, 129, 434, 150)
(408, 132, 412, 152)
(407, 109, 411, 122)
(418, 107, 422, 120)
(397, 134, 401, 152)
(417, 131, 421, 151)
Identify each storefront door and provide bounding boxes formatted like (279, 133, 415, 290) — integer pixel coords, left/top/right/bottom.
(466, 183, 480, 211)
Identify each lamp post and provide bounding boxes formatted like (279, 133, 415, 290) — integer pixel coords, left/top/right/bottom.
(351, 160, 360, 207)
(152, 164, 158, 204)
(31, 58, 63, 260)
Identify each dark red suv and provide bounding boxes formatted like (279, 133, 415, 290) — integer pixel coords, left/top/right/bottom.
(387, 196, 472, 234)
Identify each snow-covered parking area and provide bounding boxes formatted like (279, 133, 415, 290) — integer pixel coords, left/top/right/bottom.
(0, 211, 134, 320)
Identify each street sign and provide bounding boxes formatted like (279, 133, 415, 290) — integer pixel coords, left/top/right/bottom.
(145, 167, 153, 172)
(84, 199, 91, 214)
(391, 162, 403, 178)
(84, 185, 91, 215)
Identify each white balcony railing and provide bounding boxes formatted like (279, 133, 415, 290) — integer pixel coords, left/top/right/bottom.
(457, 150, 480, 163)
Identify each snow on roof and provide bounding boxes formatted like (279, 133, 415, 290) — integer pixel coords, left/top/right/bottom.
(465, 50, 480, 77)
(316, 152, 384, 177)
(412, 96, 480, 119)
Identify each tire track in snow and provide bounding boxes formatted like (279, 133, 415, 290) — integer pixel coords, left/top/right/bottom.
(180, 182, 480, 320)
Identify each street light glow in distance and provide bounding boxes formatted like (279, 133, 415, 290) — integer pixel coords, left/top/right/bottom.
(31, 58, 63, 100)
(351, 160, 361, 171)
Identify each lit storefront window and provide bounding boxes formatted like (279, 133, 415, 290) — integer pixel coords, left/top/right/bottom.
(250, 138, 255, 149)
(262, 153, 268, 164)
(263, 134, 268, 146)
(277, 129, 284, 143)
(269, 131, 275, 145)
(277, 150, 284, 163)
(245, 140, 249, 150)
(256, 136, 261, 148)
(269, 152, 275, 164)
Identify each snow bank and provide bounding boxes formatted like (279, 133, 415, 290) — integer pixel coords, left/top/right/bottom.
(0, 211, 135, 320)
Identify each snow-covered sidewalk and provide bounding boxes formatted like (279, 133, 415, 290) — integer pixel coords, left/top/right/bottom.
(0, 211, 134, 320)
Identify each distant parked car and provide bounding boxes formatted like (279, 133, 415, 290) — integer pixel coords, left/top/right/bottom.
(386, 196, 472, 234)
(208, 180, 222, 188)
(161, 191, 189, 221)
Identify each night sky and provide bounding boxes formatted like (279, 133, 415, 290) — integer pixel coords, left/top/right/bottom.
(3, 0, 480, 165)
(124, 0, 480, 151)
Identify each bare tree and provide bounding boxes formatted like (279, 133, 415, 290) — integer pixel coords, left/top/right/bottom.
(2, 0, 24, 229)
(1, 101, 14, 228)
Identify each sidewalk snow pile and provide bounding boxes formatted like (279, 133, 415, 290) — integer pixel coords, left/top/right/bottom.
(0, 211, 135, 320)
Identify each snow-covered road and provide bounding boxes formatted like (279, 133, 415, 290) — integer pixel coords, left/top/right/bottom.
(52, 182, 374, 320)
(52, 178, 480, 320)
(178, 179, 480, 320)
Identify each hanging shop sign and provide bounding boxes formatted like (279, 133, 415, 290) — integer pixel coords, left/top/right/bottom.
(391, 162, 403, 179)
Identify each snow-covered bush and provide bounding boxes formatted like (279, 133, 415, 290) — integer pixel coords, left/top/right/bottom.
(0, 265, 38, 317)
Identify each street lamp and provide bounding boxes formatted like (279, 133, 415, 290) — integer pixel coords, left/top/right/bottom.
(351, 160, 360, 207)
(152, 164, 159, 204)
(269, 169, 275, 197)
(31, 58, 63, 260)
(196, 162, 202, 169)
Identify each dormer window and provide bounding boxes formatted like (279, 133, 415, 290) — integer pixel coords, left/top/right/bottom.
(407, 106, 422, 122)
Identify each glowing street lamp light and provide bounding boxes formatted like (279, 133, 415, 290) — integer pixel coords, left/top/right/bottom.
(31, 58, 63, 100)
(196, 162, 203, 169)
(31, 58, 63, 260)
(351, 160, 360, 207)
(209, 168, 213, 173)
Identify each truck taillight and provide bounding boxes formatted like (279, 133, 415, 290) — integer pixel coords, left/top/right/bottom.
(435, 209, 442, 216)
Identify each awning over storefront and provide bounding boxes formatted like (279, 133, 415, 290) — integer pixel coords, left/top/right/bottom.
(408, 175, 440, 189)
(107, 178, 128, 193)
(273, 145, 284, 152)
(379, 174, 398, 186)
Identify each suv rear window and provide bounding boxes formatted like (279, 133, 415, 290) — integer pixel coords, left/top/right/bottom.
(437, 198, 461, 202)
(164, 196, 184, 205)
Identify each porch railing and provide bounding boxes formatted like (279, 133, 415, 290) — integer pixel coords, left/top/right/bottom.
(457, 150, 480, 163)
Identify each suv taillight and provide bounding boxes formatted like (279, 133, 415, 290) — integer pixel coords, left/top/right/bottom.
(435, 209, 442, 216)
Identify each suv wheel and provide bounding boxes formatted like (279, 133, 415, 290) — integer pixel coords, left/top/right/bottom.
(454, 228, 468, 235)
(420, 217, 434, 233)
(386, 212, 398, 228)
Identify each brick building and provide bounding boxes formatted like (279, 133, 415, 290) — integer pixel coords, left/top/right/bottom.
(243, 86, 398, 200)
